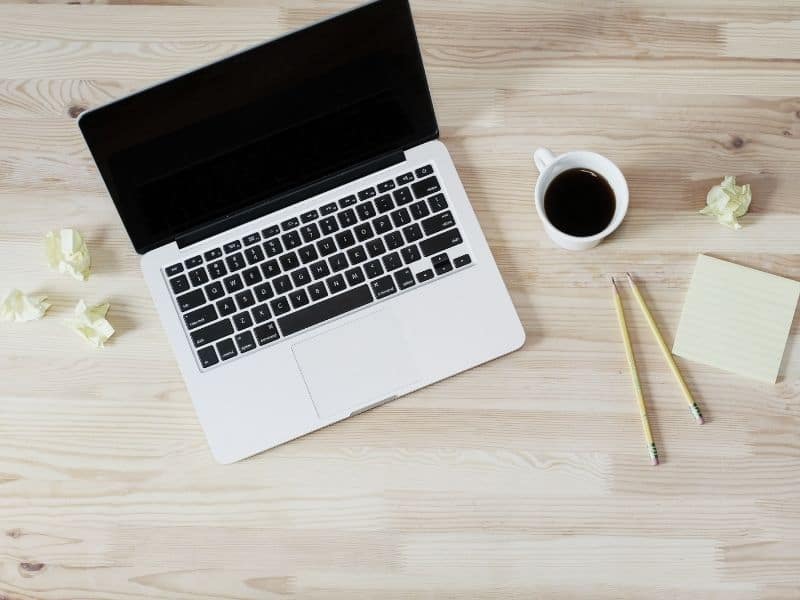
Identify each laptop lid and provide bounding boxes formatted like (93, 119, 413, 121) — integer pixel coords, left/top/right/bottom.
(78, 0, 438, 255)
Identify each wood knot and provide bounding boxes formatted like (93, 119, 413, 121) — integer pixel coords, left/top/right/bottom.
(67, 105, 87, 119)
(20, 561, 45, 572)
(730, 135, 745, 149)
(6, 527, 22, 538)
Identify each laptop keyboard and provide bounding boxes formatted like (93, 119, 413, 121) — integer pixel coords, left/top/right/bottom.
(163, 163, 473, 370)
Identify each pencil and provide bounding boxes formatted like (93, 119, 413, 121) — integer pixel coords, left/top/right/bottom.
(610, 276, 659, 466)
(625, 272, 704, 425)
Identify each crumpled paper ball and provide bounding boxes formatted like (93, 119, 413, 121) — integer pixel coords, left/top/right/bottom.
(0, 289, 51, 322)
(64, 299, 115, 347)
(700, 176, 751, 230)
(44, 228, 91, 281)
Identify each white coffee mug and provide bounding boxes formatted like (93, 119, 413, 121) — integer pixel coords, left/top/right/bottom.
(533, 147, 629, 251)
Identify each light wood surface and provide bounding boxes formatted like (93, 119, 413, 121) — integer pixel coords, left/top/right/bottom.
(1, 1, 799, 598)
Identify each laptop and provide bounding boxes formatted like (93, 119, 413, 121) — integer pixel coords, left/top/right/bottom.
(78, 0, 525, 463)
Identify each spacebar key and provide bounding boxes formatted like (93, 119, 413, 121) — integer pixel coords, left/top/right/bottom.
(278, 284, 373, 336)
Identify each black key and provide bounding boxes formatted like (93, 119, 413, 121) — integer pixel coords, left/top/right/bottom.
(377, 179, 395, 192)
(223, 273, 244, 294)
(310, 260, 330, 280)
(329, 252, 348, 272)
(261, 225, 280, 238)
(299, 244, 319, 264)
(454, 254, 472, 268)
(415, 164, 434, 178)
(242, 266, 262, 286)
(190, 318, 233, 347)
(393, 187, 413, 206)
(345, 266, 365, 285)
(308, 281, 328, 301)
(366, 237, 386, 257)
(300, 223, 320, 243)
(263, 237, 283, 257)
(416, 269, 434, 283)
(273, 275, 292, 294)
(385, 231, 404, 250)
(428, 193, 448, 212)
(243, 232, 261, 246)
(373, 215, 392, 235)
(184, 304, 217, 330)
(254, 322, 280, 346)
(204, 281, 225, 301)
(301, 209, 319, 223)
(411, 175, 441, 198)
(261, 259, 280, 279)
(347, 245, 367, 264)
(282, 230, 301, 250)
(375, 194, 394, 213)
(357, 202, 376, 221)
(382, 252, 402, 272)
(326, 273, 346, 294)
(281, 217, 299, 231)
(226, 252, 245, 272)
(216, 297, 236, 316)
(280, 252, 300, 271)
(320, 202, 337, 215)
(270, 296, 291, 316)
(338, 208, 357, 228)
(396, 172, 414, 185)
(254, 281, 274, 302)
(394, 267, 416, 290)
(410, 200, 430, 220)
(364, 259, 384, 279)
(170, 274, 189, 294)
(207, 260, 227, 279)
(244, 245, 265, 265)
(185, 255, 203, 268)
(289, 288, 309, 309)
(432, 253, 453, 275)
(420, 228, 463, 257)
(358, 187, 376, 200)
(335, 230, 355, 249)
(235, 289, 255, 309)
(320, 216, 339, 235)
(391, 207, 411, 228)
(422, 211, 456, 236)
(403, 223, 423, 243)
(338, 194, 357, 208)
(354, 222, 374, 242)
(291, 267, 311, 287)
(252, 303, 271, 323)
(197, 345, 219, 368)
(233, 311, 253, 331)
(224, 240, 242, 253)
(216, 338, 237, 361)
(278, 284, 373, 336)
(401, 244, 422, 264)
(204, 248, 223, 261)
(317, 237, 336, 256)
(235, 330, 256, 353)
(370, 275, 397, 299)
(166, 263, 183, 276)
(177, 289, 205, 312)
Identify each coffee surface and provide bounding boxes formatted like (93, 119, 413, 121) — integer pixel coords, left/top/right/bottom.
(544, 168, 616, 237)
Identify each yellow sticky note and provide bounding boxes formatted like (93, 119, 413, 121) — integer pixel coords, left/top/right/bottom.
(673, 255, 800, 383)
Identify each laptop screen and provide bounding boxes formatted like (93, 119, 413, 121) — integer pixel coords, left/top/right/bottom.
(78, 0, 437, 254)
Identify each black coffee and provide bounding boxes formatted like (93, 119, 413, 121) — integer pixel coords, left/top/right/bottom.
(544, 168, 615, 237)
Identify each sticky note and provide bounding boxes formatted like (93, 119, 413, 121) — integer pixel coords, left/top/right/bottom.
(673, 255, 800, 383)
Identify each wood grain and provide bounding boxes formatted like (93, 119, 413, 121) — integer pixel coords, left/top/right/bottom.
(1, 0, 799, 598)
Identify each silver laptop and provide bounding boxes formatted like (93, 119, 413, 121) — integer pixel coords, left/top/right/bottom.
(78, 0, 524, 463)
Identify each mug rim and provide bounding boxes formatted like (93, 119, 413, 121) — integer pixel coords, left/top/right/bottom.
(534, 151, 629, 243)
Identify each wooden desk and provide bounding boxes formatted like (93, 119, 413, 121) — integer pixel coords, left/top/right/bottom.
(1, 1, 798, 598)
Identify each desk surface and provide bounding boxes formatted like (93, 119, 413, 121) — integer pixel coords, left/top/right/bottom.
(1, 1, 799, 598)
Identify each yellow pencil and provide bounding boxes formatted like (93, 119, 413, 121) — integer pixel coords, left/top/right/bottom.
(610, 276, 659, 466)
(625, 272, 704, 425)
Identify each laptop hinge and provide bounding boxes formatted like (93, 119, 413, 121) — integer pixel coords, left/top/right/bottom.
(175, 149, 406, 249)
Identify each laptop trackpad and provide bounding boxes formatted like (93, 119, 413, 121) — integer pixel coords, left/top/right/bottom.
(292, 309, 420, 419)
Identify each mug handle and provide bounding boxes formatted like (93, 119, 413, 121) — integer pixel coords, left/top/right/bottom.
(533, 147, 555, 173)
